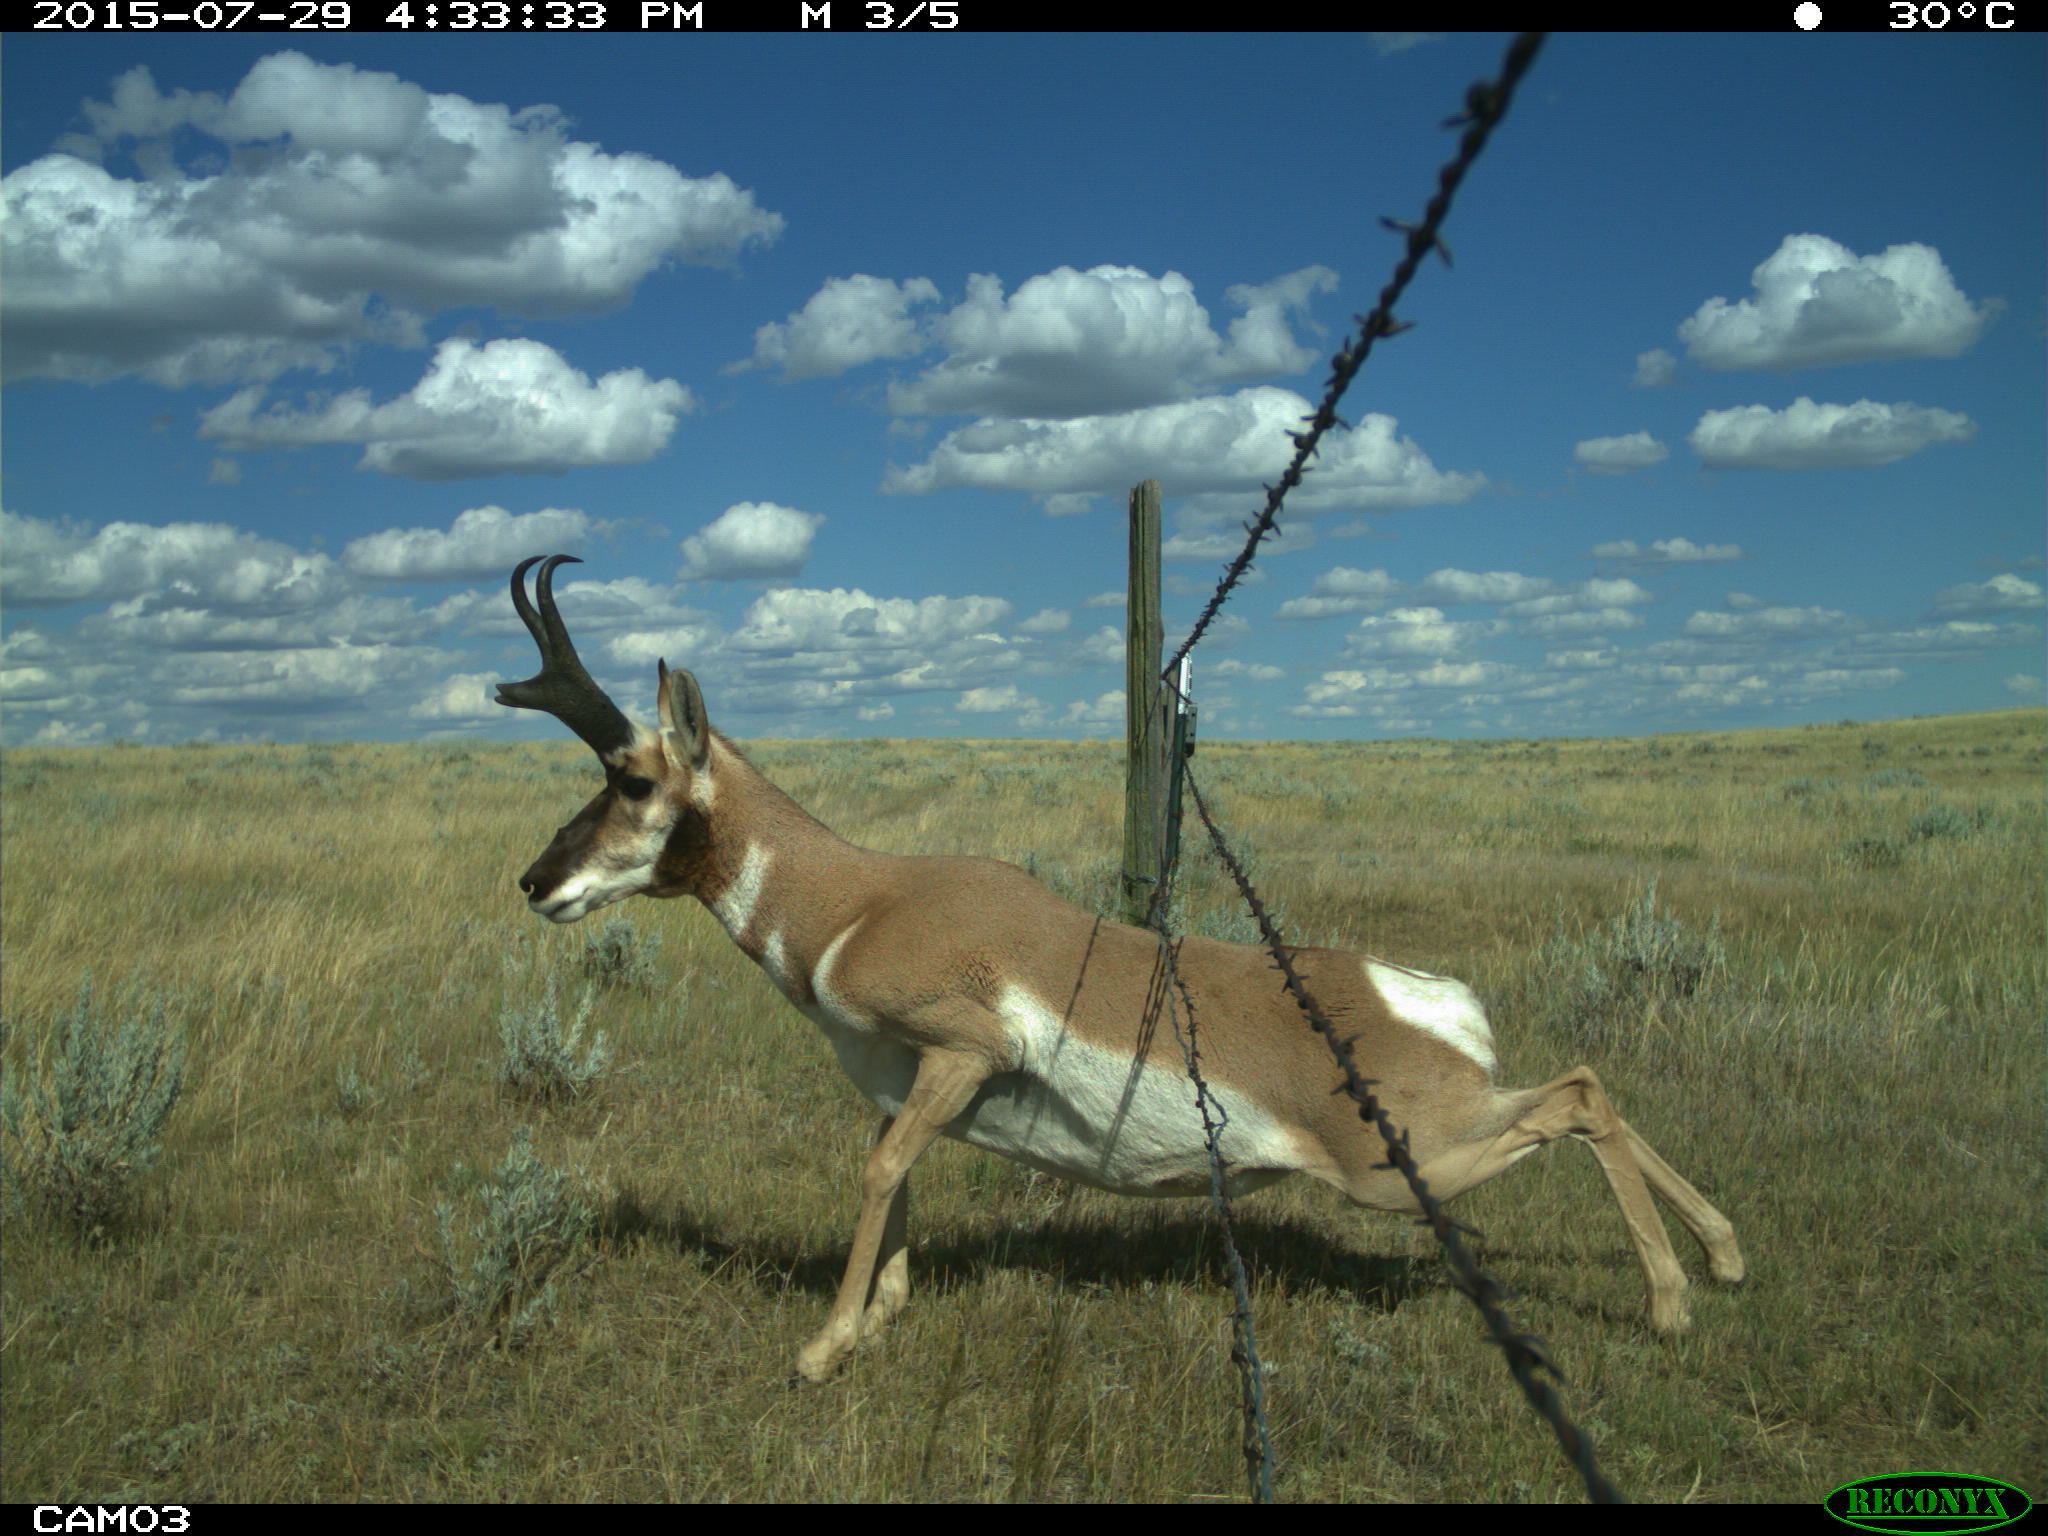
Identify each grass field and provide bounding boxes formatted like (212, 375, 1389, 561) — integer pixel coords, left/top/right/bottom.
(2, 708, 2041, 1503)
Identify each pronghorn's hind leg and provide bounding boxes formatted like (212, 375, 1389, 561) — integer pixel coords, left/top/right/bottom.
(1611, 1112, 1746, 1286)
(1407, 1066, 1744, 1333)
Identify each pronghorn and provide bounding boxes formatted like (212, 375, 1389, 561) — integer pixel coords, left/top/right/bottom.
(497, 554, 1744, 1381)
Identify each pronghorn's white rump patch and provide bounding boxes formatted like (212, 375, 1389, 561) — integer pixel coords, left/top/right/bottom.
(710, 843, 771, 943)
(1366, 960, 1497, 1075)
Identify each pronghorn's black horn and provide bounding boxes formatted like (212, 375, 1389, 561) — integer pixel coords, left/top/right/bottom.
(496, 554, 636, 760)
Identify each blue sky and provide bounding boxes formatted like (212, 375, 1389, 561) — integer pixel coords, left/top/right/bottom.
(2, 32, 2041, 748)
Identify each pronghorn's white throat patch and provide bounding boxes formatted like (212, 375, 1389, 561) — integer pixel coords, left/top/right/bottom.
(710, 843, 772, 944)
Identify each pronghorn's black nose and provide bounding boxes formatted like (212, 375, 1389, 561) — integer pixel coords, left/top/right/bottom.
(518, 872, 538, 896)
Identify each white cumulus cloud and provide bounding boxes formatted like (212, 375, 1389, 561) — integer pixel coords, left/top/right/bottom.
(344, 505, 605, 580)
(201, 338, 693, 480)
(1689, 397, 1975, 471)
(1930, 573, 2043, 616)
(885, 386, 1483, 512)
(4, 51, 782, 387)
(1059, 691, 1126, 731)
(1420, 569, 1556, 605)
(1275, 565, 1405, 619)
(1844, 620, 2040, 658)
(0, 509, 343, 611)
(2003, 674, 2045, 702)
(679, 502, 825, 582)
(738, 275, 942, 380)
(162, 641, 444, 707)
(886, 264, 1337, 420)
(1573, 431, 1669, 475)
(1678, 234, 1994, 372)
(1341, 606, 1498, 658)
(1502, 578, 1654, 619)
(1206, 659, 1285, 681)
(410, 672, 499, 721)
(1683, 605, 1858, 638)
(1593, 538, 1744, 565)
(727, 587, 1012, 656)
(956, 685, 1036, 714)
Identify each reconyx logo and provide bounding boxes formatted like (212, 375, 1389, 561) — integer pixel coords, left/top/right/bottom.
(1826, 1474, 2032, 1535)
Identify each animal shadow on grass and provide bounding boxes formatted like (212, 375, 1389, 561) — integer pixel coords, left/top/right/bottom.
(594, 1187, 1442, 1321)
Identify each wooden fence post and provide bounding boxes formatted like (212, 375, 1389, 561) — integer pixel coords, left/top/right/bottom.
(1122, 480, 1167, 927)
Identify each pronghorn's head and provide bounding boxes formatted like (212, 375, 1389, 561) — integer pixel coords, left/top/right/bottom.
(495, 554, 716, 924)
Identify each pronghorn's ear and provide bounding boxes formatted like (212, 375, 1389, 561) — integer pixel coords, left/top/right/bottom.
(657, 660, 711, 771)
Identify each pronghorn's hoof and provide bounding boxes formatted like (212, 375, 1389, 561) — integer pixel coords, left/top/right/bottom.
(1646, 1303, 1693, 1335)
(1709, 1250, 1748, 1287)
(796, 1332, 855, 1383)
(859, 1295, 906, 1340)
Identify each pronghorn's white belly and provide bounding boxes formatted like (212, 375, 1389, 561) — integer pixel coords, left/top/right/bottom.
(799, 956, 1303, 1198)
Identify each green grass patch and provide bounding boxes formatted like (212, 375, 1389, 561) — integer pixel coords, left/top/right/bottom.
(1, 709, 2041, 1501)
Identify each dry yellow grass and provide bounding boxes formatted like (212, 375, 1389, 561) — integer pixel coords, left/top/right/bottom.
(2, 710, 2041, 1501)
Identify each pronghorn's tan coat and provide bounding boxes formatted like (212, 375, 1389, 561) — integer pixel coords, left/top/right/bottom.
(501, 557, 1743, 1381)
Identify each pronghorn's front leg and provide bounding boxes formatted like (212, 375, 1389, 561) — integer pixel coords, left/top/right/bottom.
(861, 1115, 911, 1341)
(797, 1049, 989, 1382)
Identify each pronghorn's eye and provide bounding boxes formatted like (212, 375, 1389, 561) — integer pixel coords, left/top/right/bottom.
(617, 775, 656, 801)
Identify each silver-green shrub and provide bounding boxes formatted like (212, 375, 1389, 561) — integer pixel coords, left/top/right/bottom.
(1535, 880, 1728, 1051)
(2, 977, 186, 1237)
(579, 912, 662, 991)
(497, 977, 612, 1104)
(435, 1128, 596, 1348)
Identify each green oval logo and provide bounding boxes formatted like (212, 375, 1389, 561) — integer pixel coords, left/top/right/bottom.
(1826, 1474, 2032, 1535)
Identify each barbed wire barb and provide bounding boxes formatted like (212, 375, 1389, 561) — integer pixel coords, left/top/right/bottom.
(1149, 906, 1279, 1503)
(1178, 760, 1624, 1505)
(1137, 31, 1623, 1504)
(1161, 31, 1546, 692)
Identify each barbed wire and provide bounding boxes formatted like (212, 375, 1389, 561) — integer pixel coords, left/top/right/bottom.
(1131, 31, 1625, 1504)
(1148, 904, 1278, 1504)
(1162, 31, 1547, 693)
(1179, 765, 1623, 1505)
